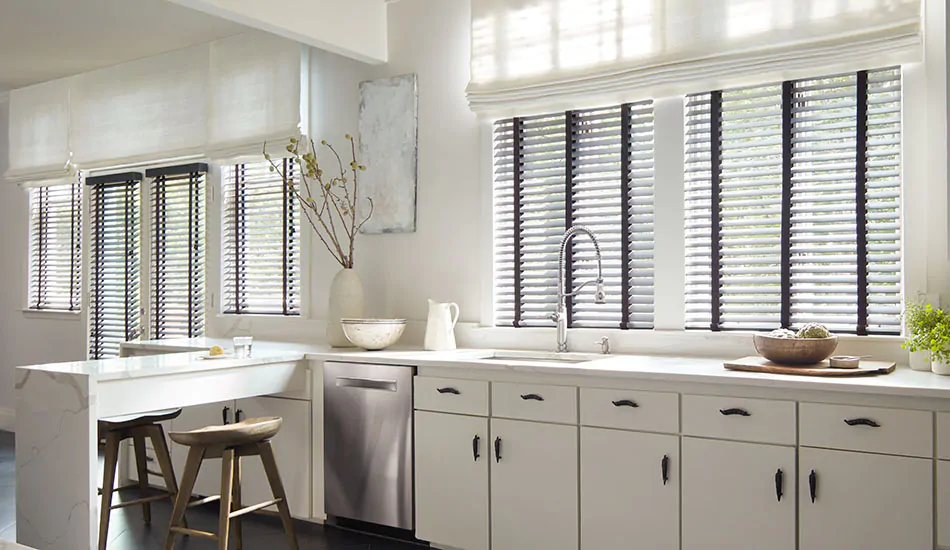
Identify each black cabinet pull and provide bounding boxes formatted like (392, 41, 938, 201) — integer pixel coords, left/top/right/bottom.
(437, 387, 461, 395)
(473, 435, 480, 462)
(844, 418, 880, 428)
(612, 399, 639, 408)
(661, 455, 669, 486)
(520, 393, 544, 401)
(719, 408, 751, 417)
(494, 437, 502, 462)
(235, 409, 243, 423)
(222, 406, 231, 425)
(775, 468, 783, 502)
(808, 470, 817, 503)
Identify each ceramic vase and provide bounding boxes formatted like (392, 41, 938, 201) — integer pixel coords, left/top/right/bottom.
(327, 268, 364, 347)
(933, 358, 950, 376)
(909, 350, 932, 372)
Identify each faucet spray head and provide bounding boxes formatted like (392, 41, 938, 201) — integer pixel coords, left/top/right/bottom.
(594, 279, 606, 304)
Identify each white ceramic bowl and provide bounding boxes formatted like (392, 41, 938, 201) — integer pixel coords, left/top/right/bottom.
(340, 318, 407, 350)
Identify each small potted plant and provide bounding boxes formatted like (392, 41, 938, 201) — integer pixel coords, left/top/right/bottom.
(927, 309, 950, 376)
(903, 301, 940, 371)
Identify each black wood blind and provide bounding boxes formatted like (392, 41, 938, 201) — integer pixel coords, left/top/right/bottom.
(28, 182, 82, 311)
(493, 101, 656, 329)
(88, 173, 143, 359)
(147, 164, 207, 339)
(222, 159, 300, 315)
(684, 67, 901, 334)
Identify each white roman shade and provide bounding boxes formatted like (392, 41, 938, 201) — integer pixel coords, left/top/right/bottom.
(208, 32, 308, 160)
(70, 44, 209, 170)
(6, 78, 74, 185)
(468, 0, 922, 113)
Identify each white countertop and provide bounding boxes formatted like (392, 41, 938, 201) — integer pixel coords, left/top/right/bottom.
(22, 337, 950, 400)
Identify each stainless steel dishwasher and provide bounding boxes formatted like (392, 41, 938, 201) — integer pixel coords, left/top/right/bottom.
(324, 361, 415, 531)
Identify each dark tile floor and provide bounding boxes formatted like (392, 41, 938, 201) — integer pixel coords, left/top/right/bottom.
(0, 431, 424, 549)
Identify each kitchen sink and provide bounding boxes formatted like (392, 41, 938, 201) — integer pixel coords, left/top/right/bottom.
(480, 350, 607, 365)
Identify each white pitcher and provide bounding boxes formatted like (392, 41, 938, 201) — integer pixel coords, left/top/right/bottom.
(425, 299, 460, 351)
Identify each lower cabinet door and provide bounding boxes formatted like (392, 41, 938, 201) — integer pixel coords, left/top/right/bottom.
(581, 427, 679, 550)
(939, 461, 950, 548)
(415, 411, 489, 550)
(234, 396, 311, 519)
(491, 418, 578, 550)
(682, 437, 795, 550)
(800, 447, 932, 550)
(171, 401, 232, 498)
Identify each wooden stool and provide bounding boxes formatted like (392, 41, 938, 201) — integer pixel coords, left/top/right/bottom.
(164, 416, 299, 550)
(98, 408, 183, 550)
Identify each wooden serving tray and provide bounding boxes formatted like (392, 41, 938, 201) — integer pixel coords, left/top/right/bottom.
(724, 356, 896, 377)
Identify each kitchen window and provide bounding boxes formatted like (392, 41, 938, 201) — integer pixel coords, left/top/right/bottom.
(88, 173, 143, 359)
(221, 159, 301, 316)
(493, 102, 656, 329)
(27, 182, 82, 312)
(684, 67, 902, 335)
(147, 164, 208, 339)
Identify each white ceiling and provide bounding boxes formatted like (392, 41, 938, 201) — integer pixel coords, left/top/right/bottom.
(0, 0, 248, 92)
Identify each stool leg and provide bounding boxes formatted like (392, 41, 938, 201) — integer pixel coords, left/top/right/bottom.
(98, 431, 121, 550)
(148, 425, 187, 529)
(258, 441, 299, 550)
(218, 449, 235, 550)
(164, 446, 204, 550)
(132, 433, 151, 523)
(232, 455, 243, 550)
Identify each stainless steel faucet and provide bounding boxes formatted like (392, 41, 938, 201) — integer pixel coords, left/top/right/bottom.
(551, 226, 606, 352)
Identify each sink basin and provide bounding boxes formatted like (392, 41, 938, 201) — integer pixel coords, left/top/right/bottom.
(480, 350, 607, 365)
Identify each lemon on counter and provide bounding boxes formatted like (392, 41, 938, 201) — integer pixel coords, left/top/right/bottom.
(209, 345, 225, 357)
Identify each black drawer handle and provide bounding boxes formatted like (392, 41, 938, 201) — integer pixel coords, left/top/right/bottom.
(661, 455, 669, 486)
(235, 409, 243, 423)
(719, 408, 751, 417)
(222, 406, 231, 425)
(437, 387, 461, 395)
(494, 437, 502, 462)
(775, 468, 783, 502)
(520, 393, 544, 401)
(844, 418, 880, 428)
(473, 435, 480, 462)
(612, 399, 639, 408)
(808, 470, 817, 503)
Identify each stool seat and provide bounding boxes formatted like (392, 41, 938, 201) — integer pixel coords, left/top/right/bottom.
(99, 408, 182, 430)
(169, 417, 282, 448)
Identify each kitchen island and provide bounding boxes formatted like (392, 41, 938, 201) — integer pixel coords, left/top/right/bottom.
(16, 339, 950, 550)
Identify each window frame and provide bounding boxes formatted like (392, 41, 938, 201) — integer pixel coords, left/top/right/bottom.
(26, 181, 83, 314)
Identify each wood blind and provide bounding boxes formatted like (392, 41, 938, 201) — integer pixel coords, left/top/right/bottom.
(222, 159, 300, 315)
(493, 101, 656, 329)
(88, 173, 142, 359)
(28, 182, 81, 311)
(147, 164, 207, 339)
(684, 67, 901, 334)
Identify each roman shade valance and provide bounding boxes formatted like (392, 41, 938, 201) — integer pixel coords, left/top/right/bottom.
(467, 0, 922, 113)
(6, 78, 74, 186)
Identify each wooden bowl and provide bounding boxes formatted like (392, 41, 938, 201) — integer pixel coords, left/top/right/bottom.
(753, 333, 839, 366)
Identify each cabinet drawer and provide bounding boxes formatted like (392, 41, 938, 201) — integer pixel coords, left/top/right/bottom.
(580, 388, 678, 433)
(682, 395, 795, 445)
(415, 377, 489, 416)
(492, 382, 577, 424)
(937, 412, 950, 460)
(800, 403, 932, 458)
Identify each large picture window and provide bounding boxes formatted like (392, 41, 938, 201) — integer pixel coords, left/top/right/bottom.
(684, 67, 902, 334)
(493, 101, 656, 329)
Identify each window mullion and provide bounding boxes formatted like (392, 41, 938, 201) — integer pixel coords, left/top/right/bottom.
(781, 81, 794, 329)
(565, 110, 576, 328)
(856, 70, 870, 335)
(513, 118, 524, 328)
(620, 103, 632, 329)
(709, 90, 723, 332)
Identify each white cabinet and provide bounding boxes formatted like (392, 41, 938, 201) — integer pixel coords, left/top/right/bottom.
(939, 461, 950, 548)
(491, 418, 578, 550)
(235, 396, 311, 519)
(415, 411, 489, 550)
(682, 437, 795, 550)
(581, 427, 679, 550)
(800, 447, 932, 550)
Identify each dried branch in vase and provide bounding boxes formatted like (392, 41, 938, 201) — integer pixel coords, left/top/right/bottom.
(264, 135, 373, 269)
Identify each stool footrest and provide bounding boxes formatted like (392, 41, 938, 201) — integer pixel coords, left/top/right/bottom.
(109, 493, 173, 510)
(187, 494, 221, 508)
(169, 526, 218, 540)
(229, 498, 283, 519)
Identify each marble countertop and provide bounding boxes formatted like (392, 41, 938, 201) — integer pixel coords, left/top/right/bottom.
(23, 337, 950, 400)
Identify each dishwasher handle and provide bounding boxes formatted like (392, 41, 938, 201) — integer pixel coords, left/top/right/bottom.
(335, 377, 399, 392)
